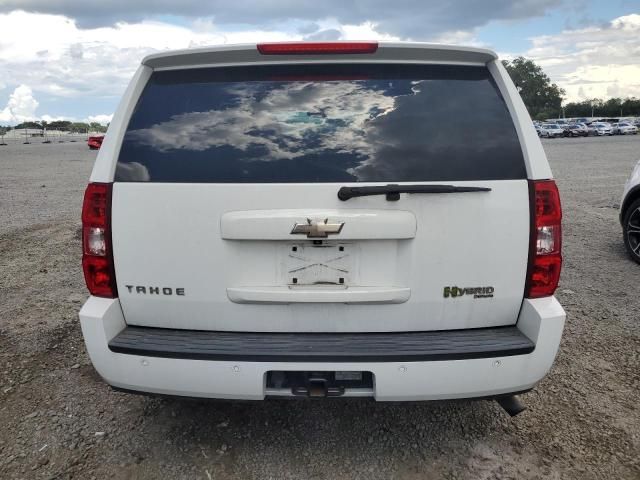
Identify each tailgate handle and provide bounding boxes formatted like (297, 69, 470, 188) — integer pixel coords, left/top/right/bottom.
(337, 184, 491, 201)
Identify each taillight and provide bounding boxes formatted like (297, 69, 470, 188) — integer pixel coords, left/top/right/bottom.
(82, 183, 117, 297)
(257, 42, 378, 55)
(525, 180, 562, 298)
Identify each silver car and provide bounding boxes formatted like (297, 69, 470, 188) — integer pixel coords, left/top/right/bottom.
(612, 122, 638, 135)
(591, 122, 613, 136)
(541, 123, 564, 138)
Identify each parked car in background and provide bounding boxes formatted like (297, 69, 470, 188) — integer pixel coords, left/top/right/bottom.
(612, 122, 638, 135)
(78, 42, 565, 414)
(585, 123, 598, 136)
(576, 123, 590, 136)
(88, 135, 105, 150)
(563, 124, 588, 137)
(620, 160, 640, 264)
(591, 122, 613, 136)
(541, 123, 564, 138)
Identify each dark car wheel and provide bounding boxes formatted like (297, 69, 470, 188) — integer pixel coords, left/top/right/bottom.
(623, 198, 640, 264)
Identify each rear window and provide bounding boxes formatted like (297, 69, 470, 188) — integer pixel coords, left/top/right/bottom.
(116, 64, 525, 183)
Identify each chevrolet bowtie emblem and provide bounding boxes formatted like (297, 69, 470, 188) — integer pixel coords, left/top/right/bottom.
(291, 218, 345, 238)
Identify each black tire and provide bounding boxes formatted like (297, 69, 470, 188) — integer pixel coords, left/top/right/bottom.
(622, 198, 640, 264)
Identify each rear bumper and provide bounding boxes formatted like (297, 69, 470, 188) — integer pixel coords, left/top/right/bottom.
(79, 297, 565, 401)
(108, 325, 535, 362)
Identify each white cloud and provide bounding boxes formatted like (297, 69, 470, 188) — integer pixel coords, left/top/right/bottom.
(0, 11, 236, 99)
(339, 22, 400, 41)
(0, 85, 113, 125)
(524, 14, 640, 101)
(40, 114, 70, 122)
(0, 1, 559, 39)
(86, 114, 113, 125)
(430, 29, 481, 46)
(0, 85, 39, 123)
(0, 11, 301, 103)
(0, 10, 303, 123)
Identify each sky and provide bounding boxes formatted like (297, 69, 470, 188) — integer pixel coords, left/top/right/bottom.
(0, 0, 639, 125)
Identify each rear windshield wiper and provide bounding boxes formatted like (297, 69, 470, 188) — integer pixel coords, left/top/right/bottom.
(337, 184, 492, 201)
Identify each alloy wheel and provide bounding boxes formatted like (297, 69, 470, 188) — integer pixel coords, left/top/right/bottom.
(626, 206, 640, 260)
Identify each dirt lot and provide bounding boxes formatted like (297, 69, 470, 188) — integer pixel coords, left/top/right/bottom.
(1, 137, 639, 479)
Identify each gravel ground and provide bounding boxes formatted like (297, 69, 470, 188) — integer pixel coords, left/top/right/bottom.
(1, 137, 639, 479)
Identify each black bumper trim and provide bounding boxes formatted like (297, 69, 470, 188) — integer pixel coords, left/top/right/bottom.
(111, 385, 533, 402)
(108, 326, 534, 363)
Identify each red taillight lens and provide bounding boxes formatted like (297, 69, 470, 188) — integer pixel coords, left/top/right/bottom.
(257, 42, 378, 55)
(533, 180, 562, 225)
(526, 180, 562, 298)
(82, 183, 117, 298)
(82, 256, 116, 297)
(82, 183, 109, 225)
(527, 255, 562, 298)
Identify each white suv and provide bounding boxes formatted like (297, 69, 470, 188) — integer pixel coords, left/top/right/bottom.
(79, 42, 565, 415)
(621, 160, 640, 263)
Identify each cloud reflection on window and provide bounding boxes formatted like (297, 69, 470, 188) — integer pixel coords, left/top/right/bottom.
(125, 81, 396, 164)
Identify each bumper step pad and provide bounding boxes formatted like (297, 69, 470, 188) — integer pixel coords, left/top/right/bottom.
(109, 326, 534, 363)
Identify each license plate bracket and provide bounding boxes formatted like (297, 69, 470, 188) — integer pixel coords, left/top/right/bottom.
(284, 243, 353, 286)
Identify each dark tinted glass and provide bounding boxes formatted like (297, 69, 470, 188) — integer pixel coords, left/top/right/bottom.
(116, 64, 525, 183)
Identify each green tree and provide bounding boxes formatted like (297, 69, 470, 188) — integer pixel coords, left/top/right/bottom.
(89, 122, 107, 133)
(15, 121, 42, 129)
(48, 120, 72, 131)
(70, 122, 90, 133)
(502, 57, 565, 120)
(621, 97, 640, 116)
(602, 98, 622, 117)
(563, 97, 640, 119)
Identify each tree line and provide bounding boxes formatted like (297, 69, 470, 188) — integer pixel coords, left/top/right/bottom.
(0, 120, 108, 134)
(503, 57, 640, 121)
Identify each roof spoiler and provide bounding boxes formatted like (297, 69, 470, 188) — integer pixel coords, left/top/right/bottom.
(142, 42, 498, 70)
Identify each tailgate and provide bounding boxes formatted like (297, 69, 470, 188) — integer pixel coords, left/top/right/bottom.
(112, 181, 529, 332)
(110, 62, 530, 333)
